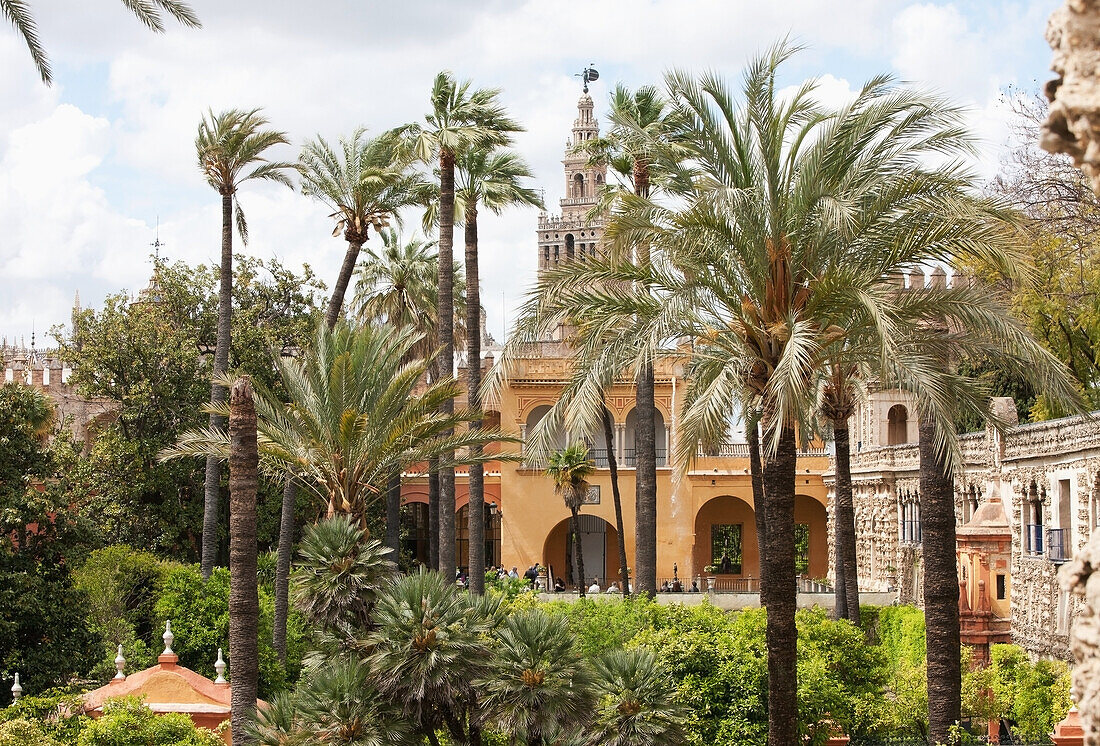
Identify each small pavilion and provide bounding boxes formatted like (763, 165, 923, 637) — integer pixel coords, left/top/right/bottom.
(81, 621, 233, 744)
(957, 493, 1013, 666)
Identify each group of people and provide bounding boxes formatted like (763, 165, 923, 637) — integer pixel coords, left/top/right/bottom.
(476, 565, 701, 594)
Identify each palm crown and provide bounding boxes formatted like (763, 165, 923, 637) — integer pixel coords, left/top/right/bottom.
(545, 443, 595, 512)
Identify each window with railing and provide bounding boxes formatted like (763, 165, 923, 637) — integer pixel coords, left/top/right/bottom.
(1025, 523, 1044, 555)
(1047, 527, 1069, 562)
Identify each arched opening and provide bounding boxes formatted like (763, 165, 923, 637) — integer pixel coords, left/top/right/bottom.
(625, 407, 667, 466)
(525, 404, 569, 456)
(400, 500, 430, 568)
(794, 494, 828, 580)
(887, 404, 909, 445)
(543, 515, 618, 589)
(572, 173, 585, 198)
(693, 495, 758, 588)
(456, 503, 502, 575)
(565, 234, 575, 260)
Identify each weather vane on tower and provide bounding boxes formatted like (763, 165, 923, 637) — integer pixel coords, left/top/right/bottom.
(575, 64, 599, 93)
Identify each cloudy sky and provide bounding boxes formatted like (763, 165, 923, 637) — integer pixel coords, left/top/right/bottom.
(0, 0, 1061, 347)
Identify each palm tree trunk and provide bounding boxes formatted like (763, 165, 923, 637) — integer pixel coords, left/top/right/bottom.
(466, 204, 485, 595)
(602, 406, 630, 597)
(634, 361, 657, 598)
(747, 412, 766, 603)
(324, 237, 366, 329)
(386, 470, 401, 564)
(920, 416, 961, 746)
(273, 476, 295, 663)
(428, 459, 440, 570)
(228, 377, 259, 745)
(761, 424, 798, 746)
(437, 148, 457, 581)
(571, 506, 586, 598)
(202, 191, 234, 579)
(833, 421, 860, 624)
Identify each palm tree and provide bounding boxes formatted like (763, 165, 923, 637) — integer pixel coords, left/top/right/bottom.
(162, 322, 509, 530)
(454, 148, 542, 593)
(273, 477, 296, 663)
(352, 230, 466, 566)
(601, 404, 631, 597)
(227, 376, 259, 746)
(582, 84, 692, 598)
(366, 571, 492, 745)
(5, 0, 200, 85)
(298, 129, 432, 330)
(521, 45, 1065, 745)
(479, 609, 595, 746)
(409, 71, 522, 580)
(195, 107, 293, 579)
(589, 648, 688, 746)
(545, 444, 595, 596)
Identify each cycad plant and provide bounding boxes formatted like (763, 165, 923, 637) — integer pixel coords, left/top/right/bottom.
(545, 444, 595, 595)
(589, 648, 688, 746)
(298, 129, 432, 329)
(478, 609, 595, 746)
(195, 107, 293, 579)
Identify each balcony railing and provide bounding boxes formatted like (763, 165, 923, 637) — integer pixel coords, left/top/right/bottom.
(622, 449, 667, 467)
(695, 443, 830, 459)
(1047, 528, 1070, 563)
(1025, 524, 1044, 555)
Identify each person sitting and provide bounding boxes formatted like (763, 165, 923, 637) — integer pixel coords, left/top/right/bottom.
(605, 581, 619, 593)
(671, 578, 683, 593)
(691, 580, 699, 592)
(553, 577, 566, 592)
(660, 581, 670, 592)
(587, 578, 601, 594)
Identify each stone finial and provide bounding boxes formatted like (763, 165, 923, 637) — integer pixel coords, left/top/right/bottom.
(113, 644, 126, 680)
(162, 620, 174, 655)
(11, 673, 21, 702)
(214, 648, 227, 685)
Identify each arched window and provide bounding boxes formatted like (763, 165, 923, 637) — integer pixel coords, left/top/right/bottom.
(887, 404, 908, 445)
(565, 234, 575, 260)
(573, 173, 585, 198)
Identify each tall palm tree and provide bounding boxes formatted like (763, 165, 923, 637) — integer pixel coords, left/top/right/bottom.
(298, 129, 432, 330)
(195, 107, 293, 579)
(227, 376, 259, 746)
(454, 148, 542, 593)
(353, 230, 466, 565)
(545, 444, 595, 596)
(521, 45, 1066, 745)
(582, 84, 692, 598)
(5, 0, 200, 85)
(409, 71, 521, 580)
(272, 477, 296, 663)
(479, 609, 595, 746)
(162, 322, 509, 529)
(601, 404, 630, 597)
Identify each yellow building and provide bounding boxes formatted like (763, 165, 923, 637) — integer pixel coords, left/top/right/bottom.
(402, 93, 832, 590)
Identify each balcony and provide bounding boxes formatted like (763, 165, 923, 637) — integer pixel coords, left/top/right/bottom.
(1025, 524, 1044, 555)
(622, 448, 668, 467)
(1047, 528, 1070, 563)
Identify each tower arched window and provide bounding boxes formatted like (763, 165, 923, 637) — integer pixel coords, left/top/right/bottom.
(565, 234, 575, 260)
(887, 404, 908, 445)
(573, 173, 585, 198)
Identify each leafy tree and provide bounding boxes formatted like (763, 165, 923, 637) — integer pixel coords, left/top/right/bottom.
(0, 384, 99, 704)
(408, 71, 522, 579)
(298, 128, 432, 329)
(4, 0, 200, 85)
(962, 643, 1071, 742)
(195, 107, 293, 579)
(545, 444, 595, 595)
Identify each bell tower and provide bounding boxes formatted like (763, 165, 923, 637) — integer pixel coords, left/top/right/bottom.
(537, 92, 608, 277)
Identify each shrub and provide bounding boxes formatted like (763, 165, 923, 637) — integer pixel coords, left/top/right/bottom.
(0, 687, 88, 743)
(76, 697, 222, 746)
(0, 717, 60, 746)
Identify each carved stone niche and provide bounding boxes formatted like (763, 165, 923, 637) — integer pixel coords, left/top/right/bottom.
(1043, 0, 1100, 194)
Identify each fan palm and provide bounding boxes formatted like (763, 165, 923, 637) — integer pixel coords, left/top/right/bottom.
(520, 44, 1077, 745)
(162, 322, 512, 528)
(367, 570, 492, 745)
(5, 0, 200, 85)
(588, 648, 688, 746)
(407, 71, 522, 580)
(453, 148, 542, 593)
(478, 609, 596, 746)
(352, 229, 466, 566)
(298, 129, 432, 330)
(194, 107, 293, 579)
(545, 444, 595, 596)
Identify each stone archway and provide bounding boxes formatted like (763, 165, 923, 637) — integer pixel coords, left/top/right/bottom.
(693, 495, 759, 588)
(543, 514, 618, 590)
